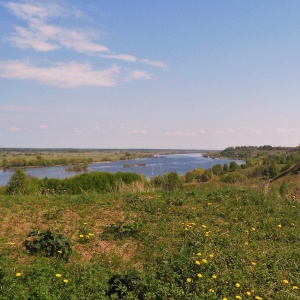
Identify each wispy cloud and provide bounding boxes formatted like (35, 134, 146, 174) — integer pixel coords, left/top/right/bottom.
(9, 127, 20, 131)
(0, 105, 39, 112)
(0, 60, 122, 87)
(276, 128, 298, 134)
(164, 131, 196, 137)
(139, 58, 167, 68)
(125, 70, 154, 81)
(3, 1, 167, 68)
(248, 128, 263, 135)
(128, 129, 149, 134)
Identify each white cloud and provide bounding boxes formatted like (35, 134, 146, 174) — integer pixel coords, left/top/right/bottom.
(248, 127, 263, 135)
(9, 127, 20, 131)
(128, 129, 148, 134)
(74, 129, 84, 134)
(0, 105, 38, 112)
(139, 58, 167, 68)
(276, 128, 298, 134)
(0, 60, 121, 87)
(214, 128, 235, 135)
(164, 131, 196, 137)
(4, 1, 167, 68)
(40, 124, 47, 129)
(125, 70, 154, 81)
(100, 54, 137, 62)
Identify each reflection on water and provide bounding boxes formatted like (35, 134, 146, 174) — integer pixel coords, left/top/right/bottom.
(0, 153, 243, 186)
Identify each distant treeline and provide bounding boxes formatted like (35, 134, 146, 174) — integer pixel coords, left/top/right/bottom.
(1, 157, 93, 168)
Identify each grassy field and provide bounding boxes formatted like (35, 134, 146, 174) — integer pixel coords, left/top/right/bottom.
(0, 180, 299, 299)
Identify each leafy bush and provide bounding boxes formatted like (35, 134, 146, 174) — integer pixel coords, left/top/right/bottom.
(23, 229, 72, 261)
(107, 269, 145, 299)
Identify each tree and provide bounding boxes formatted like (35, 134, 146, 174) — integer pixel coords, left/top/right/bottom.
(6, 169, 39, 195)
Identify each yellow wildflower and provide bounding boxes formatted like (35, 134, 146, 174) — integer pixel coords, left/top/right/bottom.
(244, 241, 249, 245)
(282, 279, 289, 284)
(209, 254, 214, 258)
(255, 296, 263, 300)
(246, 291, 252, 296)
(251, 227, 256, 231)
(63, 279, 69, 283)
(292, 286, 299, 290)
(57, 250, 62, 254)
(212, 274, 217, 279)
(197, 252, 202, 256)
(235, 283, 241, 288)
(16, 272, 22, 277)
(197, 273, 203, 278)
(186, 278, 192, 283)
(195, 260, 201, 266)
(251, 262, 256, 266)
(236, 296, 242, 299)
(202, 224, 207, 228)
(79, 234, 84, 238)
(277, 224, 282, 228)
(56, 274, 62, 278)
(202, 258, 208, 263)
(209, 289, 215, 293)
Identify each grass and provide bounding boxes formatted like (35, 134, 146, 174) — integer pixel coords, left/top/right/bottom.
(0, 183, 299, 299)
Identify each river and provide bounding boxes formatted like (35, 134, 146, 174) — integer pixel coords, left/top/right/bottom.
(0, 153, 243, 186)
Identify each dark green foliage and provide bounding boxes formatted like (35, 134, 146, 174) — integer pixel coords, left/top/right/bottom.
(23, 229, 72, 261)
(38, 171, 144, 194)
(6, 168, 39, 195)
(150, 171, 182, 191)
(101, 222, 141, 241)
(107, 269, 145, 299)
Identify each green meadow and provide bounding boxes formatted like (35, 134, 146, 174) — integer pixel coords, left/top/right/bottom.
(0, 182, 299, 299)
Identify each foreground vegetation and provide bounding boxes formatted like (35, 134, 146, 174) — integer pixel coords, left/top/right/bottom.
(1, 146, 300, 299)
(0, 180, 299, 299)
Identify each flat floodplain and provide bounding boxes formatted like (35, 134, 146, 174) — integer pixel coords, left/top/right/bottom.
(0, 184, 299, 299)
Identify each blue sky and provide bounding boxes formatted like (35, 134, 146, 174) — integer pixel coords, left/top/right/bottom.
(1, 0, 299, 149)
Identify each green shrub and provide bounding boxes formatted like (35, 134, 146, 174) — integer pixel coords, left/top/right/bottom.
(23, 229, 72, 262)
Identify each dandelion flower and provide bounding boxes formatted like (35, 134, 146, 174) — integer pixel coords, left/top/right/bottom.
(235, 283, 241, 288)
(212, 274, 217, 279)
(190, 222, 196, 226)
(292, 286, 299, 290)
(79, 234, 84, 238)
(246, 291, 252, 296)
(251, 262, 256, 266)
(223, 298, 228, 300)
(83, 222, 88, 225)
(202, 258, 208, 263)
(197, 252, 202, 256)
(209, 254, 214, 258)
(209, 289, 215, 293)
(255, 296, 263, 300)
(277, 224, 282, 228)
(282, 279, 289, 284)
(202, 224, 207, 228)
(63, 279, 69, 283)
(195, 260, 201, 266)
(244, 241, 249, 245)
(207, 202, 212, 206)
(251, 227, 256, 231)
(57, 250, 62, 254)
(235, 296, 242, 299)
(186, 278, 192, 283)
(56, 274, 62, 278)
(16, 272, 22, 277)
(197, 273, 203, 278)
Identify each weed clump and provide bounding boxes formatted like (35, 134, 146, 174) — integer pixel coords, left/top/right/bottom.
(23, 229, 72, 261)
